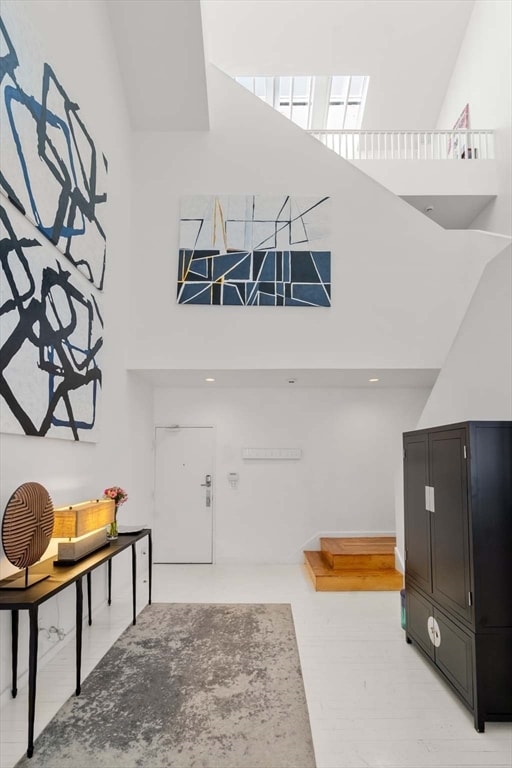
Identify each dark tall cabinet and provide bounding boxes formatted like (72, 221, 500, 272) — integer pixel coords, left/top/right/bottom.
(403, 421, 512, 732)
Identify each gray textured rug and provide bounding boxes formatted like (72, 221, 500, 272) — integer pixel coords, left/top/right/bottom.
(17, 603, 316, 768)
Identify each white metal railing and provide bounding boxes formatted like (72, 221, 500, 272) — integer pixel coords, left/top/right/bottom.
(308, 130, 494, 161)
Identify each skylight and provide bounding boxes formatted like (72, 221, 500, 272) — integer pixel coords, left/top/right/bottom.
(235, 75, 369, 131)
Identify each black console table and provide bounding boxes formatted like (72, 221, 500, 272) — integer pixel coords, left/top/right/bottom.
(0, 529, 152, 758)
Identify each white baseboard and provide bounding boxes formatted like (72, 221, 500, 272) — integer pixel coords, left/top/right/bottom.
(394, 547, 405, 574)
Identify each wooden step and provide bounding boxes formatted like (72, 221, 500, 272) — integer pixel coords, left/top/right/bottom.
(304, 550, 403, 592)
(320, 536, 396, 570)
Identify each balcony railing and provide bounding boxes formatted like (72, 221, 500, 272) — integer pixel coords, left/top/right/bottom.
(308, 130, 494, 161)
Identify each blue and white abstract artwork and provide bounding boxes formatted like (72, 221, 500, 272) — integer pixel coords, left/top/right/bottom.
(178, 195, 331, 306)
(0, 16, 108, 290)
(0, 202, 103, 441)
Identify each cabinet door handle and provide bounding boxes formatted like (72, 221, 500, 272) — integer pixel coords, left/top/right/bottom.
(433, 617, 441, 647)
(427, 616, 441, 647)
(425, 486, 435, 512)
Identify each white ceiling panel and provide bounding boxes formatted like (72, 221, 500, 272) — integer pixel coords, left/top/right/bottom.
(128, 368, 439, 389)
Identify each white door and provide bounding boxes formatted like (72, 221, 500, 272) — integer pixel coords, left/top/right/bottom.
(154, 426, 214, 563)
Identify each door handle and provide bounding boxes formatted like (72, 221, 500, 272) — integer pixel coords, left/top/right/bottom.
(201, 475, 212, 508)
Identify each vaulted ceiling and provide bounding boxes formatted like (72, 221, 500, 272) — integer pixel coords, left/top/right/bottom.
(107, 0, 475, 132)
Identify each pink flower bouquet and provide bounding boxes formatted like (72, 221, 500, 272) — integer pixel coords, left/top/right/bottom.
(103, 486, 128, 507)
(103, 486, 128, 540)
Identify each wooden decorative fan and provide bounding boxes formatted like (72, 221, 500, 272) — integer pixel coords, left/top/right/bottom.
(1, 482, 54, 589)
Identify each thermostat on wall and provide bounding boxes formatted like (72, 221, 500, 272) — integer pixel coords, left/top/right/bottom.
(242, 448, 302, 460)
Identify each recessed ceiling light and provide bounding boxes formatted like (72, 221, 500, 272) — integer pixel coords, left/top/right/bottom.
(205, 377, 215, 382)
(369, 378, 379, 382)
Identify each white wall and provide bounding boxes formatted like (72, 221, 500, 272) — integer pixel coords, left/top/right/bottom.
(394, 247, 512, 562)
(394, 0, 512, 562)
(107, 0, 209, 131)
(436, 0, 512, 235)
(129, 66, 506, 373)
(0, 0, 153, 698)
(417, 247, 512, 428)
(154, 386, 429, 563)
(350, 159, 497, 197)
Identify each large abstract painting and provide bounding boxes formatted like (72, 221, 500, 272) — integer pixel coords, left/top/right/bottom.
(0, 203, 103, 441)
(0, 16, 108, 290)
(178, 195, 331, 306)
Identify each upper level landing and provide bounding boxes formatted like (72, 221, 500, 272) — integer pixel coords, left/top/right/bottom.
(309, 130, 497, 229)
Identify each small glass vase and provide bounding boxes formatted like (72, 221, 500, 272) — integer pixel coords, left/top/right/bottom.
(107, 515, 118, 541)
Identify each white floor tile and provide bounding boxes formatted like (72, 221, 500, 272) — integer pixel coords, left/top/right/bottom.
(1, 564, 511, 768)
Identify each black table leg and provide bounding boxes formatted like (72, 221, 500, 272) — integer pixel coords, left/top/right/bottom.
(75, 577, 83, 696)
(148, 531, 152, 605)
(86, 572, 92, 626)
(11, 609, 19, 698)
(131, 543, 137, 625)
(27, 606, 39, 758)
(107, 559, 112, 606)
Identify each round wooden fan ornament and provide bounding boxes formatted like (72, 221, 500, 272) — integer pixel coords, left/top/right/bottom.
(2, 482, 54, 569)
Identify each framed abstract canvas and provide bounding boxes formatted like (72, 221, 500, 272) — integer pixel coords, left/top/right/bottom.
(178, 195, 331, 306)
(0, 16, 108, 290)
(0, 203, 103, 441)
